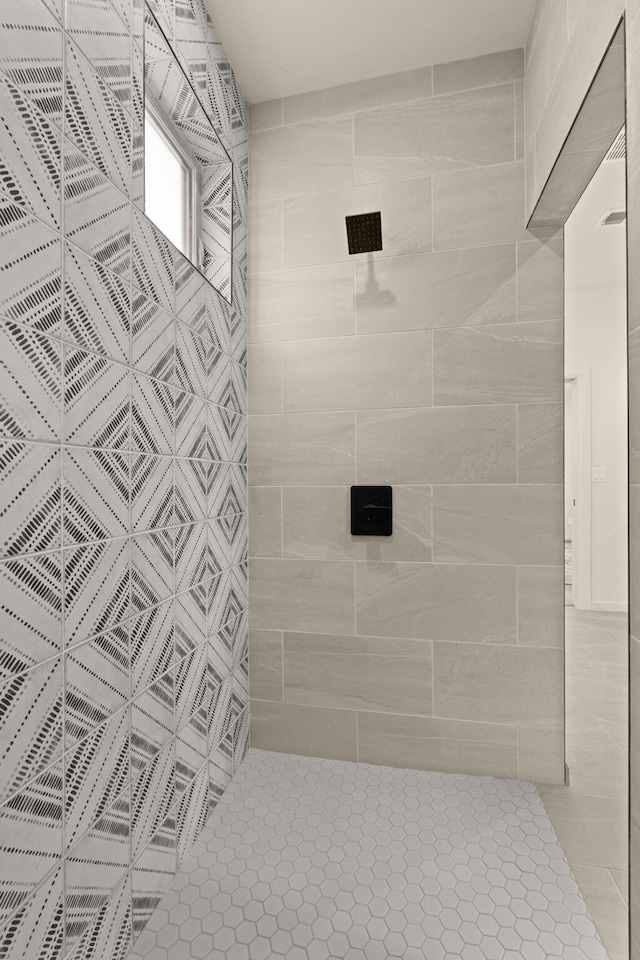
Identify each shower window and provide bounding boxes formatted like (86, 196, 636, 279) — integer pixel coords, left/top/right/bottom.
(144, 96, 202, 268)
(143, 0, 233, 301)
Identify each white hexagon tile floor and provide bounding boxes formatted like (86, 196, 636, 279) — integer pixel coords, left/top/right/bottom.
(128, 748, 609, 960)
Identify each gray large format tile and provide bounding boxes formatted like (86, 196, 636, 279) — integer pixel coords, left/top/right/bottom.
(517, 565, 565, 647)
(515, 79, 524, 161)
(248, 263, 354, 343)
(248, 486, 282, 558)
(249, 558, 355, 634)
(356, 560, 517, 643)
(572, 865, 628, 960)
(282, 632, 432, 714)
(539, 786, 629, 871)
(249, 412, 355, 486)
(128, 749, 609, 960)
(249, 116, 353, 200)
(248, 99, 282, 132)
(250, 704, 357, 760)
(433, 48, 524, 95)
(356, 405, 516, 485)
(247, 343, 282, 414)
(629, 329, 640, 486)
(248, 629, 283, 701)
(433, 641, 563, 725)
(357, 712, 519, 778)
(282, 485, 432, 562)
(248, 199, 283, 276)
(355, 244, 517, 335)
(433, 320, 563, 405)
(283, 177, 432, 268)
(433, 483, 563, 564)
(354, 83, 515, 183)
(517, 237, 564, 321)
(432, 161, 530, 249)
(283, 331, 432, 412)
(518, 722, 566, 784)
(518, 402, 563, 481)
(284, 67, 432, 124)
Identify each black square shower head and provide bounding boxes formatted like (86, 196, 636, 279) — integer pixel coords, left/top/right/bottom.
(345, 211, 382, 255)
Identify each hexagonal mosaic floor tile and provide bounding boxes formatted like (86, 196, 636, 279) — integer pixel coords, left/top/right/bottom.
(128, 748, 608, 960)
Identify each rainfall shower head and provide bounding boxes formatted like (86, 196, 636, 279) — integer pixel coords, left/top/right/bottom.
(345, 211, 382, 255)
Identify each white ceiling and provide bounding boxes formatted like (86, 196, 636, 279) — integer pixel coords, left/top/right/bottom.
(204, 0, 537, 104)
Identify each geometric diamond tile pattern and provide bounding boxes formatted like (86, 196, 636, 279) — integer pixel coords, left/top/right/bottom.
(0, 0, 247, 957)
(129, 749, 610, 960)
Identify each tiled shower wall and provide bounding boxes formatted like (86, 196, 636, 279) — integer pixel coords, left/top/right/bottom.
(247, 51, 565, 783)
(0, 0, 247, 958)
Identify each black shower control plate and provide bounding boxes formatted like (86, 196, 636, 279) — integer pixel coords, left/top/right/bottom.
(345, 212, 383, 254)
(351, 486, 392, 536)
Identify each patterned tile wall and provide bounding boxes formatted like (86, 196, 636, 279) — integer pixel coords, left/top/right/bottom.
(0, 0, 248, 958)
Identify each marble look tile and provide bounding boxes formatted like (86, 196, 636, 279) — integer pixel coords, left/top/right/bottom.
(518, 565, 564, 647)
(433, 320, 563, 405)
(249, 412, 355, 486)
(531, 149, 610, 230)
(433, 49, 524, 95)
(283, 178, 432, 269)
(357, 712, 519, 778)
(248, 629, 283, 701)
(248, 263, 354, 343)
(515, 80, 524, 161)
(356, 560, 517, 643)
(518, 402, 563, 481)
(517, 237, 564, 321)
(282, 485, 432, 562)
(524, 0, 569, 147)
(354, 83, 515, 183)
(531, 7, 624, 226)
(433, 641, 564, 725)
(632, 784, 640, 960)
(283, 632, 432, 715)
(356, 405, 516, 485)
(433, 161, 530, 249)
(248, 99, 282, 132)
(630, 329, 640, 485)
(433, 483, 563, 565)
(247, 343, 282, 414)
(247, 200, 283, 276)
(284, 68, 432, 125)
(248, 486, 282, 558)
(249, 116, 353, 201)
(250, 702, 357, 761)
(355, 245, 516, 335)
(283, 331, 432, 412)
(633, 635, 640, 797)
(571, 865, 629, 960)
(538, 785, 628, 870)
(249, 558, 355, 634)
(517, 722, 565, 788)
